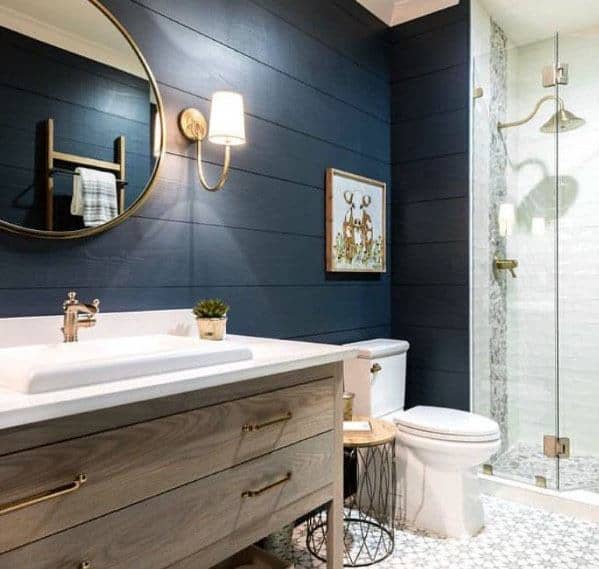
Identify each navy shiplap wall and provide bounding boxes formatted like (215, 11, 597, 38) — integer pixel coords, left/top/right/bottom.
(390, 2, 470, 410)
(0, 0, 392, 344)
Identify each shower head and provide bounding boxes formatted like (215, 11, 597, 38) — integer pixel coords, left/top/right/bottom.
(540, 108, 585, 133)
(498, 95, 585, 133)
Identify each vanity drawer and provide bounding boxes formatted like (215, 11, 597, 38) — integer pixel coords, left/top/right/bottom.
(0, 377, 334, 553)
(0, 432, 334, 569)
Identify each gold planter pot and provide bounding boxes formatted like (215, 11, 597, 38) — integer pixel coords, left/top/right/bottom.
(196, 317, 227, 341)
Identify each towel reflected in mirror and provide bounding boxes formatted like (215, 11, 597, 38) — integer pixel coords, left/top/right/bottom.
(71, 167, 118, 227)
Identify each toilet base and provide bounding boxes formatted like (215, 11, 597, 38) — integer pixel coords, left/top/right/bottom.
(397, 445, 486, 538)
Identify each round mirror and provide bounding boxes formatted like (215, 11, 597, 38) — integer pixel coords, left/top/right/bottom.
(0, 0, 164, 238)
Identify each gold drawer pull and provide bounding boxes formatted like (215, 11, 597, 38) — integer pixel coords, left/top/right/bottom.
(0, 473, 87, 516)
(242, 412, 292, 433)
(80, 562, 92, 569)
(371, 363, 382, 373)
(241, 472, 292, 498)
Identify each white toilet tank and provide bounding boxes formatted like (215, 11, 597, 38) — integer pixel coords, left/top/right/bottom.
(343, 338, 410, 418)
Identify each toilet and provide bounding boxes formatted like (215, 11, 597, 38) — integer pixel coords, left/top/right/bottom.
(344, 339, 500, 538)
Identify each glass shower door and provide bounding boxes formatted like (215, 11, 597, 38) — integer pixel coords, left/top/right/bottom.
(555, 31, 599, 493)
(470, 8, 560, 489)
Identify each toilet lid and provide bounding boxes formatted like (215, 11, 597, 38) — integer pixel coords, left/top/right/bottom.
(393, 406, 500, 442)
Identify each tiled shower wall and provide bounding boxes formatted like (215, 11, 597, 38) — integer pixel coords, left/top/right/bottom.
(510, 31, 599, 456)
(472, 0, 599, 457)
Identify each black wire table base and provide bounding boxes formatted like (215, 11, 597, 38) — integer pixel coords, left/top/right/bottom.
(306, 442, 396, 567)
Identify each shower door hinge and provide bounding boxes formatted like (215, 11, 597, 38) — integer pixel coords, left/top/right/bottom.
(543, 435, 570, 458)
(543, 63, 569, 87)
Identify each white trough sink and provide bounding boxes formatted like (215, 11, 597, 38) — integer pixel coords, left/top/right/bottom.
(0, 335, 253, 394)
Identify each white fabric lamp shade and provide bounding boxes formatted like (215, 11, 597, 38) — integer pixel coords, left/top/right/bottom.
(208, 91, 246, 146)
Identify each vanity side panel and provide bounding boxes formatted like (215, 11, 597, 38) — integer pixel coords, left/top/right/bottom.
(326, 361, 345, 569)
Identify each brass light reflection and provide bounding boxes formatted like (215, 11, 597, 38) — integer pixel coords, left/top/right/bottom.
(179, 92, 246, 191)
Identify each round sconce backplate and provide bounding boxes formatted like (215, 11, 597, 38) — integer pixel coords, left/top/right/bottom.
(179, 108, 208, 141)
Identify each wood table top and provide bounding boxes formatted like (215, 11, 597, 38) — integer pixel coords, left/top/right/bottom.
(343, 416, 397, 447)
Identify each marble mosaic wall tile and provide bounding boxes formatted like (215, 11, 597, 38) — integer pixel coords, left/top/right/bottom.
(488, 21, 510, 451)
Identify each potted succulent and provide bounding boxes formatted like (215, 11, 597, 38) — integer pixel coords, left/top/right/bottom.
(192, 298, 229, 340)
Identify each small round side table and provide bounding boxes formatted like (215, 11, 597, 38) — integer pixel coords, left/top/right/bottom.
(306, 417, 397, 567)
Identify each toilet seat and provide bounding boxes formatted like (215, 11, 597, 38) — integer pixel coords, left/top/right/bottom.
(387, 406, 500, 443)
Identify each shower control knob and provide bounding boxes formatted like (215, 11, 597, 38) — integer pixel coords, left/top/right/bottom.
(494, 258, 518, 278)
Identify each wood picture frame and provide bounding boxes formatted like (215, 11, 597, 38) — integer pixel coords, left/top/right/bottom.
(326, 168, 386, 273)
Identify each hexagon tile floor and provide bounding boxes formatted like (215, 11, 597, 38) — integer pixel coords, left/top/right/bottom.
(492, 443, 599, 493)
(265, 496, 599, 569)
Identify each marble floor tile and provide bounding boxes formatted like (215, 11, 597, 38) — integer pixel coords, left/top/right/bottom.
(266, 496, 599, 569)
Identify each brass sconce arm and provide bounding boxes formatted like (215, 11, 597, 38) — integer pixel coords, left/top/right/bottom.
(195, 138, 231, 192)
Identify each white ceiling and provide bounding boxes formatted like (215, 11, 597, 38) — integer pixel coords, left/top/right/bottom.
(478, 0, 599, 45)
(0, 0, 146, 77)
(357, 0, 460, 26)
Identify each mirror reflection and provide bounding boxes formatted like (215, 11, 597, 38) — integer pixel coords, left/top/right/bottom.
(0, 0, 162, 236)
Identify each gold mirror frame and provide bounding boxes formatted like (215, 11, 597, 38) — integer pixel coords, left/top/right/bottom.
(0, 0, 165, 240)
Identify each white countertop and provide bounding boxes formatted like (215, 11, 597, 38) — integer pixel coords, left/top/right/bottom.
(0, 310, 359, 430)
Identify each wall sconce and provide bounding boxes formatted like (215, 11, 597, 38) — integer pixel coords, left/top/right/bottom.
(178, 91, 246, 191)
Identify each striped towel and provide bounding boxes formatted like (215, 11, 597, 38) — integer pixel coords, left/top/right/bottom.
(71, 167, 118, 227)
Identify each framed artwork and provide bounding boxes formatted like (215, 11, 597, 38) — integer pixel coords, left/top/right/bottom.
(326, 168, 386, 273)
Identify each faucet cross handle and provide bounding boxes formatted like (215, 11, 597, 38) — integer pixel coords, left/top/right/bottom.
(63, 291, 79, 310)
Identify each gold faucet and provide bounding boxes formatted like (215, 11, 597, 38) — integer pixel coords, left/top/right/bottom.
(62, 291, 100, 343)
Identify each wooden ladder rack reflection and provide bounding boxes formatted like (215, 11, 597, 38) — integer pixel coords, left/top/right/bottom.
(43, 118, 127, 230)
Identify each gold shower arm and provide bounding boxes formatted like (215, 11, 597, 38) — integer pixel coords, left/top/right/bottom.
(498, 95, 564, 130)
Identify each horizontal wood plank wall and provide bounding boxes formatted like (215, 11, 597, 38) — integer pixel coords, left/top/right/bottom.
(0, 0, 391, 344)
(390, 1, 470, 410)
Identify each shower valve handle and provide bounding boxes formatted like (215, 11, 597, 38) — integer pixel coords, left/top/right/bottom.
(495, 258, 518, 278)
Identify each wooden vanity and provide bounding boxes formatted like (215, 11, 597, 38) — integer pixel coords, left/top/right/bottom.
(0, 362, 345, 569)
